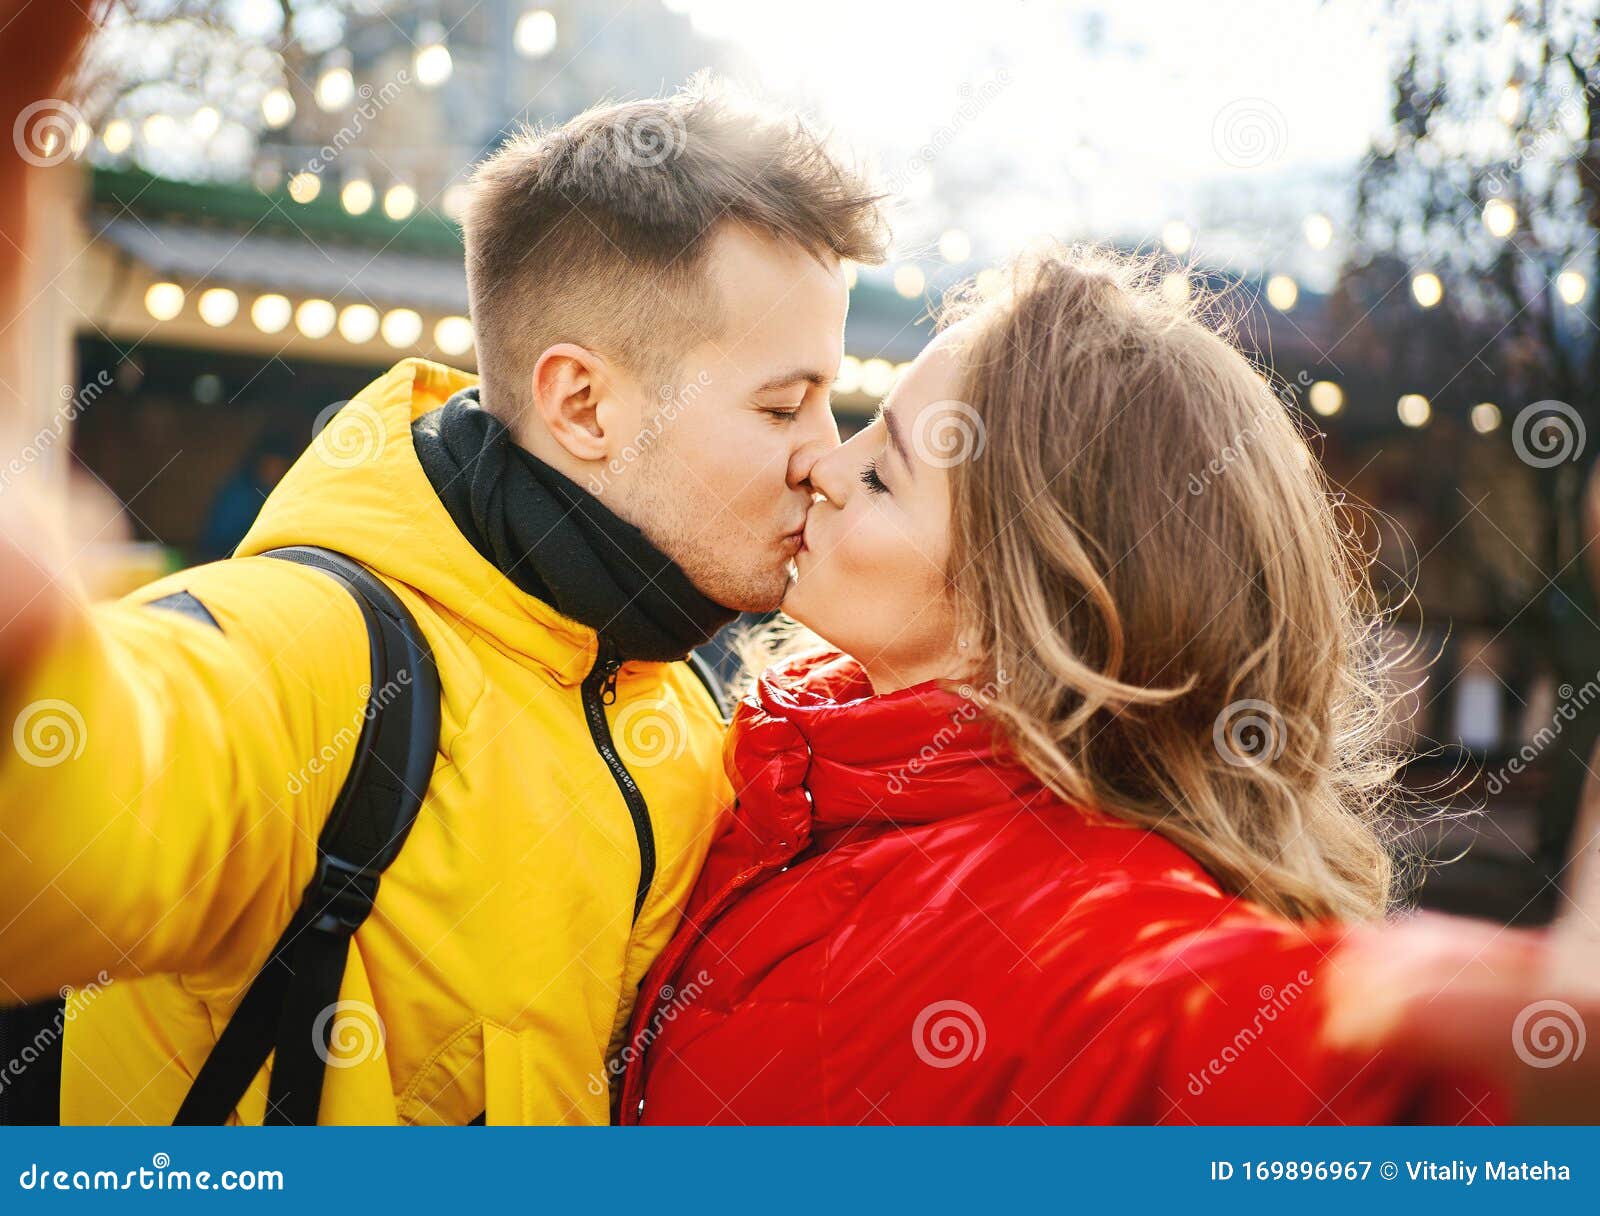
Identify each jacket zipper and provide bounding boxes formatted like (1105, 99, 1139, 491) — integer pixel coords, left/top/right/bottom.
(582, 633, 656, 921)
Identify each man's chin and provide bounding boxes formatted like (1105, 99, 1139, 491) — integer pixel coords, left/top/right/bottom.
(695, 566, 791, 616)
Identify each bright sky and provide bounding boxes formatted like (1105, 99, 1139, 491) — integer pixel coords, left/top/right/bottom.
(672, 0, 1399, 273)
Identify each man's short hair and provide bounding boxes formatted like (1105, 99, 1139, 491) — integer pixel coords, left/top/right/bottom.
(461, 75, 889, 418)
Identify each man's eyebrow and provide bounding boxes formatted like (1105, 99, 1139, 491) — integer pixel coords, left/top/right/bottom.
(752, 369, 831, 393)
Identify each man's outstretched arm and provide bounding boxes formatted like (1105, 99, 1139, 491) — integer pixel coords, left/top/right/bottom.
(0, 550, 371, 1002)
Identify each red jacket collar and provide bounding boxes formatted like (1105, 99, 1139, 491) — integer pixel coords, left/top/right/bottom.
(725, 649, 1048, 851)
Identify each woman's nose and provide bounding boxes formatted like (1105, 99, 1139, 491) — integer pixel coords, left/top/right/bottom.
(804, 443, 852, 507)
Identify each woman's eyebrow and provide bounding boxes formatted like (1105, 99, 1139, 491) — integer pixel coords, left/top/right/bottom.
(881, 404, 911, 469)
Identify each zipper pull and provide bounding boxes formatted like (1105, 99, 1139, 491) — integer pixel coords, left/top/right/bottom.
(598, 635, 622, 705)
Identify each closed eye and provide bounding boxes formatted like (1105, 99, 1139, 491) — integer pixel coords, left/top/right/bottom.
(860, 459, 889, 495)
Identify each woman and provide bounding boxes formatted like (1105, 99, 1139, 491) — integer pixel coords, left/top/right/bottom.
(618, 245, 1578, 1125)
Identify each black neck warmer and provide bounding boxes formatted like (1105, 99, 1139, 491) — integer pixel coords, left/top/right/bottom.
(412, 389, 735, 662)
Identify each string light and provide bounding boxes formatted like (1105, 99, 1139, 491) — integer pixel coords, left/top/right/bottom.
(101, 118, 132, 155)
(1411, 272, 1443, 308)
(1161, 272, 1191, 304)
(1558, 270, 1588, 305)
(938, 229, 971, 263)
(261, 87, 295, 129)
(384, 183, 417, 221)
(197, 287, 239, 327)
(315, 54, 355, 111)
(251, 294, 292, 334)
(893, 265, 925, 298)
(1397, 393, 1432, 427)
(1471, 402, 1502, 433)
(1161, 220, 1193, 255)
(414, 23, 454, 88)
(834, 355, 863, 394)
(1266, 274, 1299, 311)
(338, 304, 380, 344)
(190, 106, 220, 140)
(1308, 381, 1343, 417)
(143, 282, 184, 321)
(861, 358, 894, 397)
(1303, 213, 1333, 250)
(142, 113, 176, 148)
(295, 298, 336, 339)
(434, 316, 475, 356)
(381, 308, 424, 348)
(1483, 198, 1517, 238)
(515, 8, 558, 58)
(288, 172, 321, 204)
(341, 177, 375, 215)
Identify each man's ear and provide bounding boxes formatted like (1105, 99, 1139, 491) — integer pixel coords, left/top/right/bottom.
(529, 343, 613, 463)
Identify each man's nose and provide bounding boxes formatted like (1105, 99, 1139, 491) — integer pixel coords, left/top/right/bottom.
(787, 414, 842, 492)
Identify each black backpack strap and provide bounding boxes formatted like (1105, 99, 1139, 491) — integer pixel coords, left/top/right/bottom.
(173, 546, 439, 1126)
(685, 648, 729, 721)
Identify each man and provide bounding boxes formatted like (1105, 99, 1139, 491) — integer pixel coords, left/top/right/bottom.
(0, 78, 885, 1124)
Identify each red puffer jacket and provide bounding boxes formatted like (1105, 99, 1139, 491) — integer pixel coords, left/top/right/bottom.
(619, 652, 1507, 1125)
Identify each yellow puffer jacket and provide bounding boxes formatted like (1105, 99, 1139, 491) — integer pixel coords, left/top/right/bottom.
(0, 358, 731, 1124)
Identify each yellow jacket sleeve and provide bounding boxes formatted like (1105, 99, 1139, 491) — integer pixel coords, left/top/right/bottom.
(0, 557, 371, 1003)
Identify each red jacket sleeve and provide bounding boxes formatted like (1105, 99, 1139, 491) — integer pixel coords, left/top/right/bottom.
(1021, 887, 1510, 1124)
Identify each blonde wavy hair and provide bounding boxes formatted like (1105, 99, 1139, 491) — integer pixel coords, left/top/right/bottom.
(745, 244, 1407, 924)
